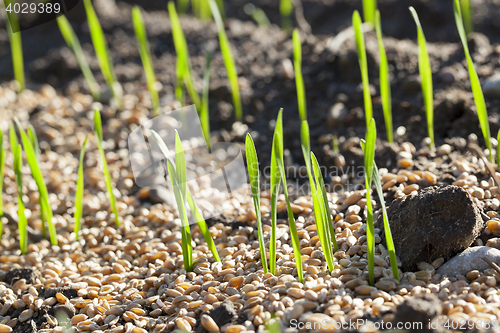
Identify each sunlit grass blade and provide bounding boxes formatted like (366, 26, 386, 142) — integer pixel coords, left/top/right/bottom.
(3, 0, 24, 92)
(14, 119, 58, 246)
(293, 29, 307, 122)
(27, 125, 46, 238)
(210, 0, 243, 120)
(497, 130, 500, 166)
(353, 11, 373, 129)
(273, 130, 303, 282)
(201, 51, 212, 150)
(269, 110, 283, 275)
(374, 11, 393, 143)
(362, 0, 377, 24)
(174, 131, 187, 205)
(245, 134, 268, 273)
(332, 135, 339, 154)
(280, 0, 293, 30)
(0, 130, 5, 238)
(454, 0, 492, 162)
(410, 7, 434, 151)
(133, 6, 160, 116)
(74, 137, 88, 240)
(13, 144, 28, 254)
(57, 15, 100, 100)
(9, 123, 18, 150)
(363, 119, 377, 286)
(300, 121, 335, 272)
(94, 110, 120, 227)
(193, 0, 212, 20)
(460, 0, 473, 35)
(83, 0, 122, 109)
(168, 2, 201, 110)
(244, 4, 271, 28)
(177, 0, 189, 14)
(166, 158, 193, 271)
(150, 130, 219, 262)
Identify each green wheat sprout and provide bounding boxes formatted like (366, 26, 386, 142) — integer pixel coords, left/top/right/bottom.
(210, 0, 243, 120)
(132, 6, 160, 116)
(201, 51, 213, 150)
(0, 129, 5, 239)
(74, 137, 88, 240)
(362, 0, 377, 25)
(4, 0, 25, 92)
(293, 29, 307, 122)
(280, 0, 293, 31)
(57, 15, 100, 100)
(13, 144, 28, 254)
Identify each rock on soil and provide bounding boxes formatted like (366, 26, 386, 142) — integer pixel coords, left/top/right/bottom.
(380, 185, 484, 271)
(393, 295, 442, 333)
(436, 246, 500, 277)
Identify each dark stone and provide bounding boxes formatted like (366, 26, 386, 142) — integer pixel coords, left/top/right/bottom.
(379, 185, 484, 272)
(402, 75, 421, 94)
(5, 268, 37, 285)
(195, 301, 238, 333)
(394, 295, 441, 333)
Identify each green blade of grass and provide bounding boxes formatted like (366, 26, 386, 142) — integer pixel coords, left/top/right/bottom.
(14, 119, 58, 246)
(94, 110, 120, 227)
(166, 158, 193, 272)
(83, 0, 122, 109)
(74, 137, 88, 240)
(374, 11, 393, 144)
(4, 0, 24, 92)
(460, 0, 473, 35)
(454, 0, 493, 162)
(132, 6, 160, 116)
(0, 129, 5, 238)
(497, 130, 500, 166)
(353, 11, 373, 129)
(244, 4, 271, 28)
(245, 134, 268, 273)
(174, 131, 187, 206)
(362, 0, 377, 24)
(13, 144, 27, 254)
(150, 129, 219, 262)
(300, 121, 336, 272)
(269, 110, 283, 275)
(168, 2, 201, 110)
(9, 123, 18, 150)
(409, 7, 434, 151)
(363, 119, 377, 286)
(332, 135, 339, 154)
(273, 130, 303, 282)
(201, 51, 213, 150)
(27, 125, 46, 238)
(57, 15, 100, 100)
(209, 0, 243, 120)
(280, 0, 293, 30)
(293, 29, 307, 122)
(177, 0, 189, 14)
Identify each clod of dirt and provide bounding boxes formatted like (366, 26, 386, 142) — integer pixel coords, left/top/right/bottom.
(5, 268, 37, 285)
(380, 185, 484, 271)
(195, 301, 238, 333)
(436, 246, 500, 277)
(393, 295, 442, 333)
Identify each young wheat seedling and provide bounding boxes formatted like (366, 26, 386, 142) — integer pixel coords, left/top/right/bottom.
(244, 4, 271, 28)
(201, 51, 213, 150)
(245, 134, 268, 273)
(410, 7, 434, 151)
(177, 0, 189, 14)
(168, 2, 201, 110)
(94, 110, 120, 227)
(273, 110, 303, 281)
(353, 10, 373, 129)
(293, 29, 307, 122)
(0, 130, 5, 238)
(150, 130, 220, 262)
(362, 0, 377, 25)
(133, 6, 160, 116)
(74, 137, 88, 240)
(57, 15, 100, 100)
(363, 119, 377, 286)
(13, 144, 27, 254)
(454, 0, 493, 162)
(83, 0, 123, 109)
(497, 130, 500, 166)
(374, 10, 393, 143)
(4, 0, 25, 92)
(14, 119, 58, 245)
(301, 121, 336, 272)
(210, 0, 243, 120)
(461, 0, 473, 35)
(27, 125, 46, 238)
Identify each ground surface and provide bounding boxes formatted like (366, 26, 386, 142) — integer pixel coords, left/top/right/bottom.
(1, 0, 500, 332)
